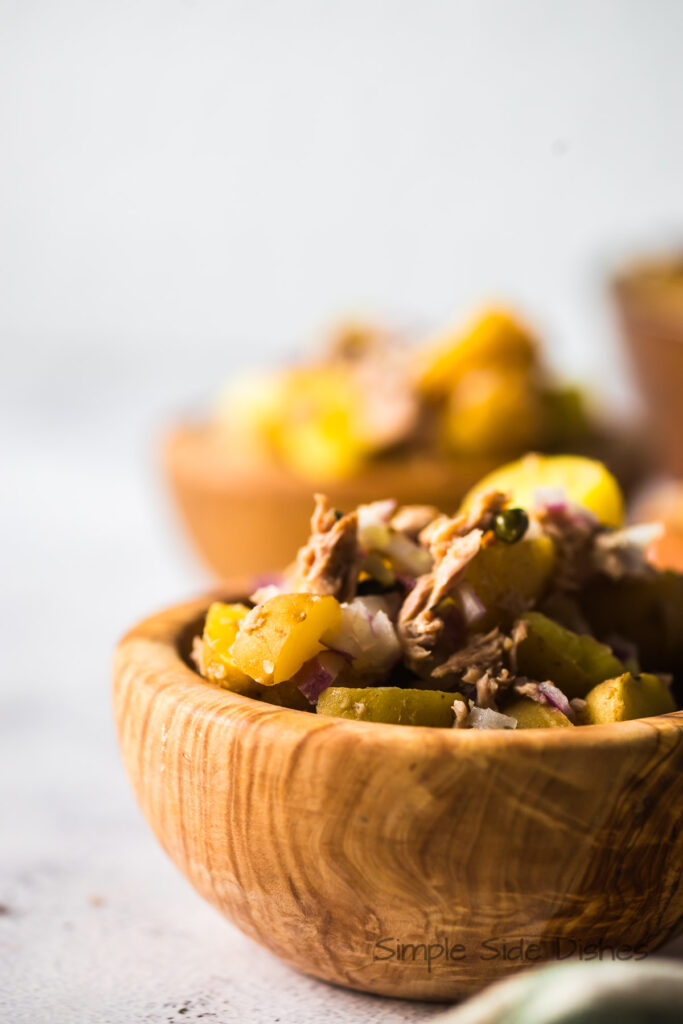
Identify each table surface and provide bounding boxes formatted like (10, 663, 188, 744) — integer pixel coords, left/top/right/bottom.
(2, 362, 681, 1024)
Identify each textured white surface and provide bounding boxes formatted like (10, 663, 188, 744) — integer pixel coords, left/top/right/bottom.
(0, 362, 451, 1023)
(4, 0, 683, 401)
(2, 356, 683, 1024)
(3, 3, 683, 1020)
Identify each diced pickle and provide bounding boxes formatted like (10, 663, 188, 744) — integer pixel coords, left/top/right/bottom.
(316, 687, 464, 727)
(462, 537, 555, 631)
(232, 678, 311, 711)
(583, 673, 676, 725)
(505, 697, 574, 729)
(541, 386, 589, 447)
(516, 611, 624, 700)
(580, 573, 683, 674)
(230, 593, 342, 685)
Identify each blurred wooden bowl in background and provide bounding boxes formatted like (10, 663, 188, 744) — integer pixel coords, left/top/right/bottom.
(164, 426, 502, 578)
(164, 425, 648, 581)
(614, 259, 683, 478)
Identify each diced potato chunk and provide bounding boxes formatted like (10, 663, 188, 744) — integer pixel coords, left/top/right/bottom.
(275, 368, 367, 479)
(200, 601, 336, 708)
(418, 310, 536, 396)
(462, 536, 556, 632)
(505, 697, 574, 729)
(461, 453, 625, 527)
(583, 672, 676, 724)
(213, 371, 290, 456)
(442, 368, 544, 457)
(230, 593, 342, 685)
(200, 602, 254, 689)
(317, 686, 463, 727)
(516, 611, 624, 700)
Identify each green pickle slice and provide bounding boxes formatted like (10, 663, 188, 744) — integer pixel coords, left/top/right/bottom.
(316, 686, 463, 727)
(580, 572, 683, 674)
(516, 611, 624, 700)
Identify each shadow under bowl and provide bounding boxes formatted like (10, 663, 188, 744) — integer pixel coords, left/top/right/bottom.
(112, 595, 683, 1002)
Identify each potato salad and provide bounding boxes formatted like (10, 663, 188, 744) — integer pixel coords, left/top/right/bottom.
(213, 312, 589, 479)
(192, 455, 681, 728)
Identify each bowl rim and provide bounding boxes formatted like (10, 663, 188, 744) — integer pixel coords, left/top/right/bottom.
(115, 594, 683, 752)
(164, 423, 505, 493)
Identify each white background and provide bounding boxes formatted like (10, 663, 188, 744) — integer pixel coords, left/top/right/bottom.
(4, 0, 683, 385)
(2, 2, 683, 1021)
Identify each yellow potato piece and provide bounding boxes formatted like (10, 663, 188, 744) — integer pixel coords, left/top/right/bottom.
(583, 672, 676, 725)
(230, 593, 342, 685)
(462, 535, 556, 632)
(278, 415, 365, 479)
(201, 602, 254, 689)
(275, 367, 367, 479)
(442, 368, 544, 457)
(418, 309, 537, 396)
(505, 697, 574, 729)
(200, 605, 310, 709)
(213, 372, 290, 453)
(461, 453, 624, 527)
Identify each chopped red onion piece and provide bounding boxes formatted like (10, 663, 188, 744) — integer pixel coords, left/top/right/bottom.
(249, 583, 283, 605)
(605, 633, 639, 666)
(294, 652, 346, 704)
(538, 681, 573, 718)
(251, 571, 285, 589)
(468, 707, 517, 730)
(534, 486, 567, 511)
(395, 572, 417, 592)
(610, 522, 664, 550)
(357, 501, 433, 575)
(458, 583, 486, 625)
(367, 499, 398, 523)
(594, 522, 664, 579)
(534, 493, 598, 529)
(321, 598, 401, 673)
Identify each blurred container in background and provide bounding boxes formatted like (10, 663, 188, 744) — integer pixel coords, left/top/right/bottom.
(614, 258, 683, 476)
(165, 309, 645, 580)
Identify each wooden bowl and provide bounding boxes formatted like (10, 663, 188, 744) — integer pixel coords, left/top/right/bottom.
(113, 596, 683, 1002)
(163, 427, 502, 579)
(613, 260, 683, 476)
(164, 426, 648, 580)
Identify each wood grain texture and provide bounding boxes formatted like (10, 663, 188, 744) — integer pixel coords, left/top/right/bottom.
(112, 597, 683, 1001)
